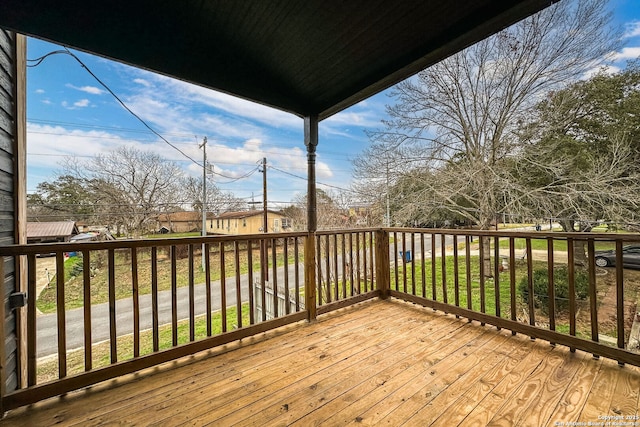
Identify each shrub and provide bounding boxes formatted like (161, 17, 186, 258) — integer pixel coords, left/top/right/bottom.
(518, 266, 589, 313)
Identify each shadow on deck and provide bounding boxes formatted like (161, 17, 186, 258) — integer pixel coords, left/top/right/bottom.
(4, 299, 639, 426)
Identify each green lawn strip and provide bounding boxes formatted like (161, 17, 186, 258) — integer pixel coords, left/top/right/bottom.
(37, 304, 250, 383)
(37, 245, 303, 314)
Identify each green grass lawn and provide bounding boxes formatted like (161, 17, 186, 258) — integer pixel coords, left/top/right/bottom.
(389, 254, 610, 341)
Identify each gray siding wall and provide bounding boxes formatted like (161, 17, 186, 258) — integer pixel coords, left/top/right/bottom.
(0, 28, 18, 394)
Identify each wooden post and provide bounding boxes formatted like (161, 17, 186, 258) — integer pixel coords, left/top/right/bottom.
(304, 115, 318, 321)
(305, 115, 318, 232)
(375, 229, 390, 299)
(15, 33, 28, 393)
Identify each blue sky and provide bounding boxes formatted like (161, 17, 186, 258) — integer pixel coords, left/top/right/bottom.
(25, 0, 640, 209)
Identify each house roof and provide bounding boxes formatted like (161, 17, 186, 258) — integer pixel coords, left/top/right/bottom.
(215, 210, 284, 220)
(0, 1, 555, 120)
(27, 221, 78, 239)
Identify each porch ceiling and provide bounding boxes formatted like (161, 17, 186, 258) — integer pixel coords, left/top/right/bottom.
(0, 0, 555, 120)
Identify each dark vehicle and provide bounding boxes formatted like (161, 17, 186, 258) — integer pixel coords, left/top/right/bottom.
(594, 245, 640, 268)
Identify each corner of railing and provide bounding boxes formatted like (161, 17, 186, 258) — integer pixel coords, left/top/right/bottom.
(304, 232, 317, 322)
(375, 228, 390, 299)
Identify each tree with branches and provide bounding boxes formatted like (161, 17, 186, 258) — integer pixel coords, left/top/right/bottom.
(353, 0, 621, 271)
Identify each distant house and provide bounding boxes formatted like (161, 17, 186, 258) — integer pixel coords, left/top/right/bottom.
(209, 210, 291, 235)
(26, 221, 79, 244)
(156, 212, 211, 234)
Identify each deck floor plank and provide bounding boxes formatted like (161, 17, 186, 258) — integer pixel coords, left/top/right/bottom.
(3, 299, 640, 427)
(219, 310, 464, 426)
(348, 328, 514, 427)
(289, 320, 493, 426)
(417, 332, 535, 427)
(544, 352, 602, 426)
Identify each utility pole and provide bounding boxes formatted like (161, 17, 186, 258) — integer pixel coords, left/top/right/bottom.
(262, 157, 267, 233)
(385, 159, 391, 227)
(259, 158, 268, 282)
(200, 136, 208, 271)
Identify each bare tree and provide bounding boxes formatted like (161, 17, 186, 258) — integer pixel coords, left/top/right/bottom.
(65, 146, 185, 235)
(182, 176, 246, 216)
(354, 0, 621, 272)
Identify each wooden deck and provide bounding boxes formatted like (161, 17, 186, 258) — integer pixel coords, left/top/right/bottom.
(4, 299, 640, 426)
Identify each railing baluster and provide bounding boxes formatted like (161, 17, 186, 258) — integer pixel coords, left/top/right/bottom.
(341, 233, 346, 299)
(130, 248, 139, 358)
(411, 232, 416, 295)
(260, 239, 267, 322)
(363, 232, 368, 294)
(333, 234, 338, 300)
(316, 236, 322, 305)
(56, 252, 67, 378)
(325, 235, 331, 303)
(356, 232, 361, 294)
(108, 249, 117, 363)
(547, 238, 555, 332)
(453, 235, 459, 310)
(526, 238, 534, 329)
(235, 241, 242, 327)
(431, 233, 436, 299)
(151, 247, 159, 352)
(465, 235, 472, 311)
(205, 243, 212, 335)
(479, 236, 486, 318)
(272, 238, 278, 318)
(421, 232, 426, 298)
(369, 231, 375, 293)
(247, 241, 254, 324)
(284, 238, 290, 313)
(615, 240, 624, 353)
(294, 237, 300, 311)
(171, 245, 178, 346)
(189, 244, 195, 341)
(401, 232, 406, 293)
(27, 254, 37, 386)
(392, 231, 398, 292)
(220, 242, 227, 332)
(509, 237, 516, 333)
(441, 234, 447, 304)
(493, 236, 500, 321)
(83, 250, 93, 369)
(568, 238, 576, 352)
(587, 240, 598, 351)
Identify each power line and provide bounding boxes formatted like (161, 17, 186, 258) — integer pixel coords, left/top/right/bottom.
(267, 165, 374, 197)
(28, 48, 203, 169)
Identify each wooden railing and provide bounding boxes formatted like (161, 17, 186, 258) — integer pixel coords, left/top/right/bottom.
(386, 228, 640, 367)
(1, 227, 639, 413)
(0, 230, 384, 412)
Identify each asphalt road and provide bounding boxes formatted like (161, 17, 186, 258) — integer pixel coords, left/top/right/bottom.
(35, 232, 452, 357)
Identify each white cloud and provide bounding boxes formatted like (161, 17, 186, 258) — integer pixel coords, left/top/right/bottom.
(582, 64, 621, 80)
(41, 99, 52, 105)
(35, 89, 45, 94)
(66, 84, 105, 95)
(624, 21, 640, 39)
(133, 78, 152, 87)
(121, 67, 301, 130)
(73, 99, 90, 108)
(610, 47, 640, 62)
